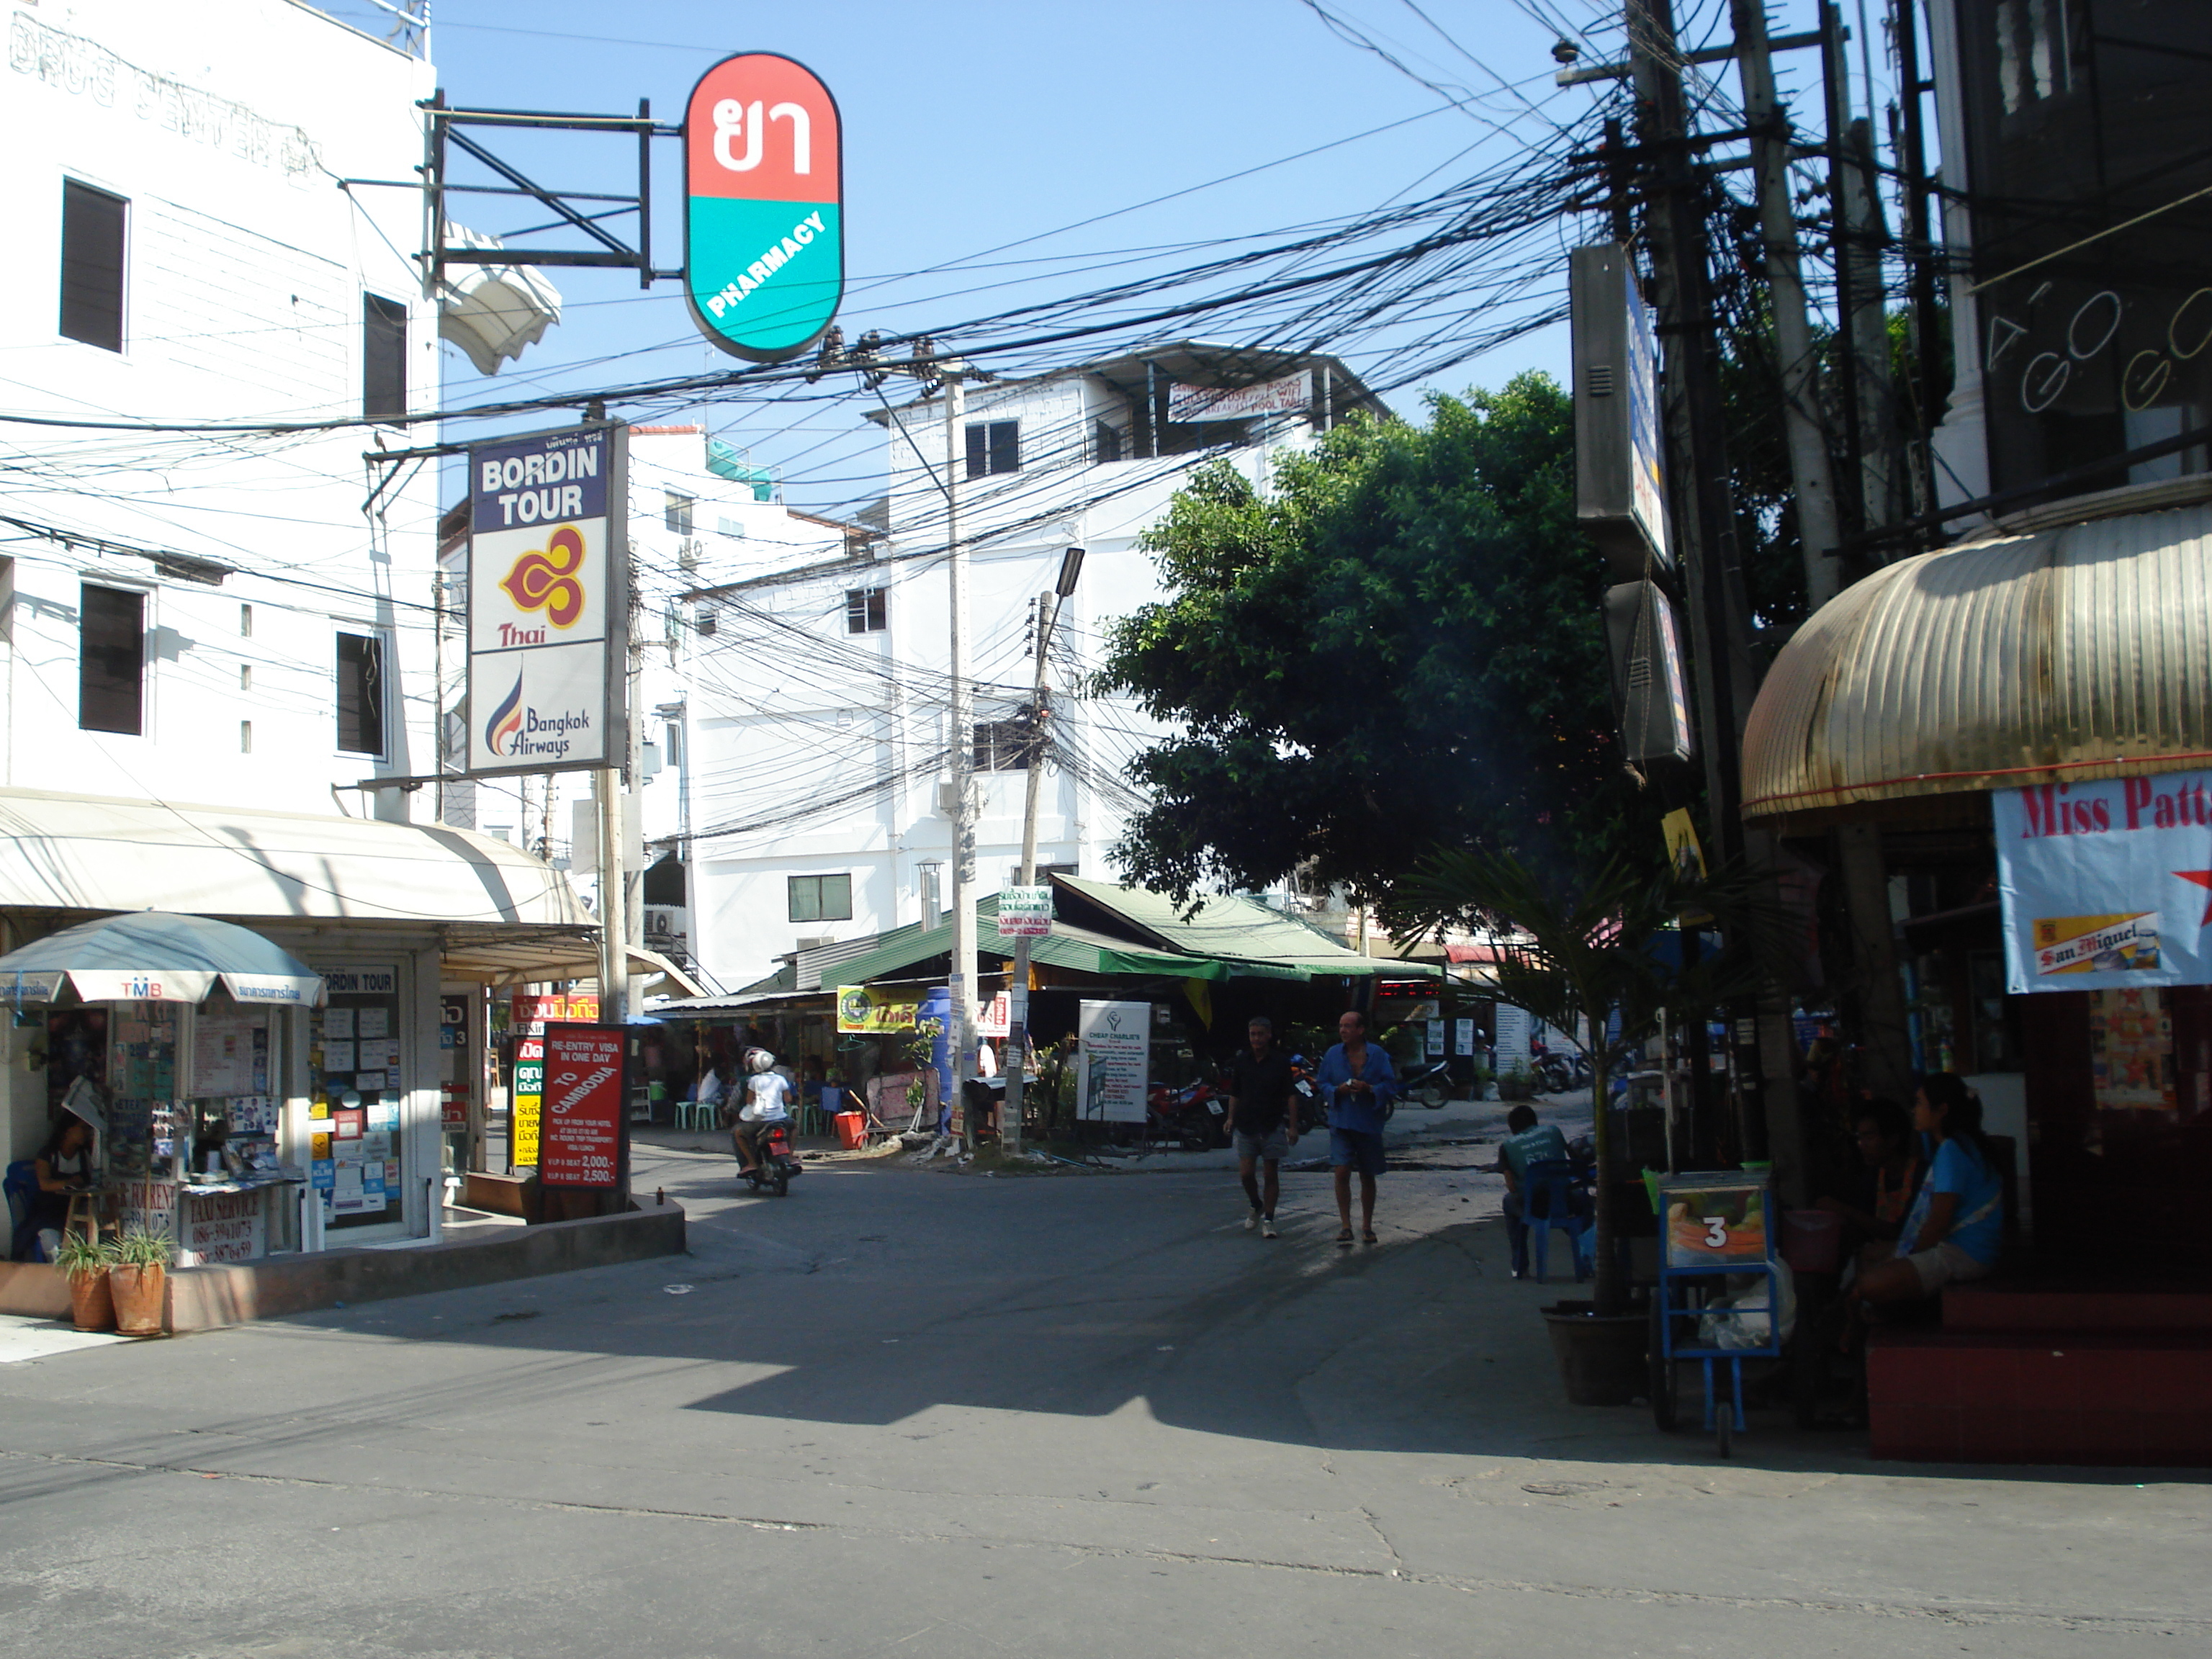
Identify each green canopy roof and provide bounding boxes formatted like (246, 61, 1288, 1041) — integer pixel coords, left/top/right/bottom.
(832, 881, 1435, 988)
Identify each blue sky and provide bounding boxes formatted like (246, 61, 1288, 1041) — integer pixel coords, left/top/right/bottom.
(336, 0, 1863, 518)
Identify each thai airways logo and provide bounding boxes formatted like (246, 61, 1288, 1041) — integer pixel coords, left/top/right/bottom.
(498, 524, 587, 640)
(484, 675, 524, 757)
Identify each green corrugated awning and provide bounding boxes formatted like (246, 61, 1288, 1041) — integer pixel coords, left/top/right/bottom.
(832, 886, 1426, 988)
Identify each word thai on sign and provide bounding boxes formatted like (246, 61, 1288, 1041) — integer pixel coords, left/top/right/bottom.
(510, 1035, 543, 1168)
(684, 53, 843, 362)
(466, 423, 626, 777)
(1995, 770, 2212, 993)
(538, 1024, 624, 1187)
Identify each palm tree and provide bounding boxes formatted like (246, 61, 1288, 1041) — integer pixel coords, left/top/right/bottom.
(1386, 848, 1783, 1317)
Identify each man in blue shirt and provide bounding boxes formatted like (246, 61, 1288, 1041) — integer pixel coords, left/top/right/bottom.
(1315, 1009, 1399, 1245)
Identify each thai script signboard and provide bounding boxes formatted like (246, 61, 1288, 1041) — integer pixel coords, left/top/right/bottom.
(684, 53, 844, 362)
(467, 423, 626, 777)
(1995, 770, 2212, 993)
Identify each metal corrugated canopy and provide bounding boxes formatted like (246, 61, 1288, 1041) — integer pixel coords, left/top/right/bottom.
(1741, 503, 2212, 822)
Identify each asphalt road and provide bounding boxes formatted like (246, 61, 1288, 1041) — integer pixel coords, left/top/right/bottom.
(1, 1122, 2205, 1658)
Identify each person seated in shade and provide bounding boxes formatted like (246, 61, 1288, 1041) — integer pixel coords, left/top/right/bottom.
(1495, 1103, 1581, 1280)
(1815, 1097, 1920, 1270)
(32, 1117, 96, 1262)
(1848, 1073, 2004, 1313)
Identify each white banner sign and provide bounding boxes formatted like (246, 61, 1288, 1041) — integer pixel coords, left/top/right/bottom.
(994, 886, 1053, 938)
(1994, 772, 2212, 992)
(1075, 999, 1149, 1123)
(1168, 370, 1311, 424)
(467, 423, 626, 776)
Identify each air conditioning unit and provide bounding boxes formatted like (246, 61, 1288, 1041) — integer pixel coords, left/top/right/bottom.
(678, 537, 704, 572)
(795, 935, 835, 949)
(693, 602, 717, 637)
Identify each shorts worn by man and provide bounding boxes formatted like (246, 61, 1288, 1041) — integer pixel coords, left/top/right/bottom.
(1226, 1017, 1297, 1238)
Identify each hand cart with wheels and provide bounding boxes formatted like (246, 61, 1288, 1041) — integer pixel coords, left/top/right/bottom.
(1647, 1173, 1781, 1457)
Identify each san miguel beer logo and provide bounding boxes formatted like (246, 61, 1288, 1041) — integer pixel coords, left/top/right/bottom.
(684, 53, 844, 362)
(496, 524, 588, 642)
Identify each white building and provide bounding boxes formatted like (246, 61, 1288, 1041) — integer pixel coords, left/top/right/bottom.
(678, 344, 1381, 992)
(0, 1, 579, 1249)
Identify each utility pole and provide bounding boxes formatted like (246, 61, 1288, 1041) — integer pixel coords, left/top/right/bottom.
(1002, 549, 1084, 1156)
(1730, 0, 1845, 608)
(802, 331, 991, 1146)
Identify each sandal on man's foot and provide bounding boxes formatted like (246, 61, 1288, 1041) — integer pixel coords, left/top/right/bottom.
(1335, 1227, 1354, 1246)
(1361, 1230, 1378, 1246)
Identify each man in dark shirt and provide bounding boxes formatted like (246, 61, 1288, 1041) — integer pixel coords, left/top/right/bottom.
(1226, 1016, 1297, 1238)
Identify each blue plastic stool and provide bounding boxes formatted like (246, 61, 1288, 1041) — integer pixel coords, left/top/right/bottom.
(1523, 1158, 1593, 1282)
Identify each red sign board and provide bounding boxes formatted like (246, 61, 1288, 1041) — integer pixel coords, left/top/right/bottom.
(538, 1023, 624, 1188)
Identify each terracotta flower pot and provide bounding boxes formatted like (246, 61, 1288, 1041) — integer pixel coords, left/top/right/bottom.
(1541, 1299, 1647, 1406)
(66, 1267, 115, 1333)
(109, 1263, 167, 1337)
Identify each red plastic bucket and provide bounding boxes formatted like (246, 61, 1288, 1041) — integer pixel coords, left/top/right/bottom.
(832, 1111, 866, 1151)
(1781, 1208, 1841, 1273)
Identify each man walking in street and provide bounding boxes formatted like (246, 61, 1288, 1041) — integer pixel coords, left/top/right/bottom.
(1224, 1015, 1297, 1238)
(1316, 1008, 1399, 1245)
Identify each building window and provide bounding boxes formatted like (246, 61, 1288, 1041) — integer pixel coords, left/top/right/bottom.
(336, 631, 386, 755)
(974, 719, 1032, 772)
(1094, 421, 1123, 464)
(60, 180, 127, 353)
(845, 587, 887, 633)
(964, 419, 1020, 478)
(362, 294, 407, 423)
(788, 873, 853, 923)
(665, 491, 695, 534)
(78, 584, 144, 734)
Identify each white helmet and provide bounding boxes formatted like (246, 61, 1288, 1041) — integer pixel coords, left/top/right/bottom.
(745, 1047, 776, 1074)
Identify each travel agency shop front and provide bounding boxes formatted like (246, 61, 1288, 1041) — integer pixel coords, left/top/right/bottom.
(0, 786, 606, 1256)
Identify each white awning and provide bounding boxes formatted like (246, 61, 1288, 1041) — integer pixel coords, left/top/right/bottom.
(0, 787, 587, 927)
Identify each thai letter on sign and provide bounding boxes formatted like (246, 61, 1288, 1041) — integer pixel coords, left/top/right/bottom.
(538, 1023, 624, 1187)
(684, 53, 844, 361)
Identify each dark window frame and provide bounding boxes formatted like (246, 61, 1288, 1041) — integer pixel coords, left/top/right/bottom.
(78, 583, 145, 735)
(845, 587, 887, 633)
(335, 631, 387, 757)
(60, 179, 127, 353)
(787, 873, 854, 923)
(964, 419, 1022, 478)
(362, 293, 407, 424)
(974, 719, 1032, 772)
(665, 491, 695, 534)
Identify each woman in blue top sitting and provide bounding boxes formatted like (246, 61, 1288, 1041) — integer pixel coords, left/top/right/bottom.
(1849, 1072, 2005, 1312)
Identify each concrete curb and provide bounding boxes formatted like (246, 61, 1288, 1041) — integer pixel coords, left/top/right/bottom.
(161, 1200, 688, 1333)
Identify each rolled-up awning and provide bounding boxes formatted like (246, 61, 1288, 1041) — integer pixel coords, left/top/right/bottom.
(1741, 500, 2212, 823)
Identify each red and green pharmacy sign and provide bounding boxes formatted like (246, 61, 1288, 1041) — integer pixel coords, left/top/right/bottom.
(684, 53, 845, 363)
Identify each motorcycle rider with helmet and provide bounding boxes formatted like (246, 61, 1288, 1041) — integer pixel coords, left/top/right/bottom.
(732, 1046, 796, 1175)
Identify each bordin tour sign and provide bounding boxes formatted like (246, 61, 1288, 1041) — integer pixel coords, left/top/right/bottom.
(684, 53, 844, 361)
(537, 1023, 625, 1188)
(466, 423, 627, 776)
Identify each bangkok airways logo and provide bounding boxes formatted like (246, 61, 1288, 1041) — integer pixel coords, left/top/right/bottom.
(498, 523, 587, 632)
(484, 674, 524, 757)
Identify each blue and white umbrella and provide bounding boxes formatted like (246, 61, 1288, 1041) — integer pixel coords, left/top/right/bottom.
(0, 912, 323, 1007)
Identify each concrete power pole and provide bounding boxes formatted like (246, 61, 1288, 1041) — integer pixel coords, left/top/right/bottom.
(1730, 0, 1845, 611)
(943, 372, 979, 1151)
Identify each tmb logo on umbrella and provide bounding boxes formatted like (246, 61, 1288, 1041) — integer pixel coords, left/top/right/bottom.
(685, 53, 843, 362)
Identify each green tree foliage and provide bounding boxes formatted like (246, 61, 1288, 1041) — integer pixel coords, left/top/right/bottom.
(1095, 373, 1667, 902)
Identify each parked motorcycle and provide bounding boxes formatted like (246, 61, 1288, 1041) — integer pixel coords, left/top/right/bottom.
(1289, 1055, 1326, 1133)
(1146, 1079, 1224, 1150)
(1401, 1056, 1453, 1109)
(739, 1119, 804, 1197)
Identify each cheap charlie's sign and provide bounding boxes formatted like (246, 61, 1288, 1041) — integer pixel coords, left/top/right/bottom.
(1995, 771, 2212, 992)
(684, 53, 844, 362)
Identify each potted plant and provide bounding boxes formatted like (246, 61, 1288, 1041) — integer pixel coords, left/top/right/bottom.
(1498, 1059, 1536, 1102)
(1388, 849, 1786, 1404)
(107, 1226, 174, 1337)
(53, 1231, 115, 1333)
